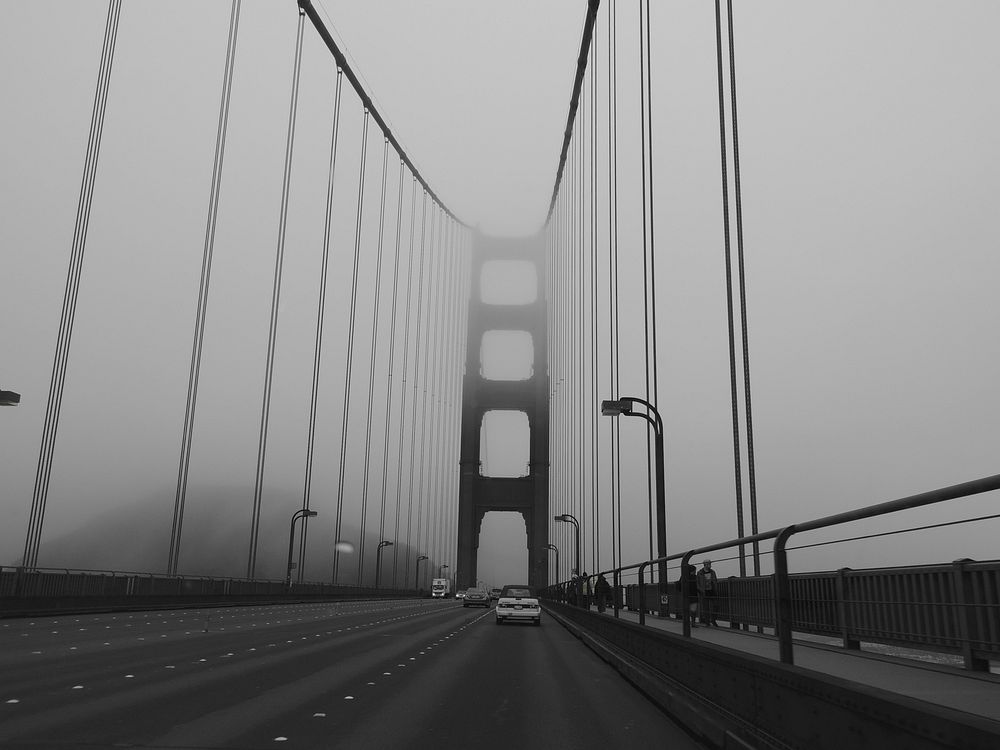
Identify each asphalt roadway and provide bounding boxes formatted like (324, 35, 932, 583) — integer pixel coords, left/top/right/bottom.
(0, 599, 702, 749)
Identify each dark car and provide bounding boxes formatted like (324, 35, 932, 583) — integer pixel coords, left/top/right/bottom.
(463, 587, 490, 607)
(489, 587, 502, 601)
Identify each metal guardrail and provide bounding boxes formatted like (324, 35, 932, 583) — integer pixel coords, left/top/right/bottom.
(543, 472, 1000, 671)
(0, 566, 415, 613)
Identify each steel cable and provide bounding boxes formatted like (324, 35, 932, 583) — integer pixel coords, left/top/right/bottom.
(727, 0, 761, 575)
(332, 109, 371, 583)
(25, 0, 122, 570)
(403, 193, 430, 587)
(394, 178, 419, 587)
(639, 0, 654, 561)
(170, 0, 241, 577)
(247, 8, 306, 579)
(297, 68, 344, 581)
(715, 0, 747, 576)
(356, 138, 390, 585)
(378, 160, 405, 586)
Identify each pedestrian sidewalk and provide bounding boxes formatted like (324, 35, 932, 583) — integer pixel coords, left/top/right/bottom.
(593, 606, 1000, 722)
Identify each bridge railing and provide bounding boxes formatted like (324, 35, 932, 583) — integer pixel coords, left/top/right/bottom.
(543, 472, 1000, 671)
(0, 566, 417, 615)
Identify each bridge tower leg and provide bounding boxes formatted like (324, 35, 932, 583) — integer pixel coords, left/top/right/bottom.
(455, 233, 549, 591)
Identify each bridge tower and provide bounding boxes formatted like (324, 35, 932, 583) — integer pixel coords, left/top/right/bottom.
(456, 233, 549, 591)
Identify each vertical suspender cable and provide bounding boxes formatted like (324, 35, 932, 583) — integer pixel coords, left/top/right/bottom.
(715, 0, 746, 576)
(357, 138, 390, 586)
(608, 0, 622, 574)
(332, 109, 371, 583)
(643, 0, 663, 568)
(297, 69, 344, 581)
(380, 160, 406, 586)
(638, 0, 654, 560)
(247, 8, 305, 579)
(590, 30, 599, 575)
(25, 0, 123, 571)
(404, 192, 430, 586)
(727, 0, 760, 575)
(577, 101, 586, 562)
(415, 208, 441, 563)
(170, 0, 241, 576)
(420, 209, 443, 565)
(395, 179, 420, 587)
(434, 219, 456, 567)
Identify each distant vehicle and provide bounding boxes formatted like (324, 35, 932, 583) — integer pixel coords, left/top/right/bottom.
(495, 584, 541, 626)
(455, 590, 467, 600)
(431, 578, 451, 598)
(463, 588, 490, 608)
(489, 588, 502, 601)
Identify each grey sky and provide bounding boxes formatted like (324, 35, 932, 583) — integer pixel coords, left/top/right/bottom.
(2, 1, 999, 587)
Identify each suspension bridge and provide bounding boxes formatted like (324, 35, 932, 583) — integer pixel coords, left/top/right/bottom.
(2, 1, 999, 747)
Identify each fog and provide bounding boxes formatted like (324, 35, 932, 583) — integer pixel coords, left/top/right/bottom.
(2, 1, 999, 589)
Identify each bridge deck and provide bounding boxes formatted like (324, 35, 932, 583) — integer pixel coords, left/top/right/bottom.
(601, 607, 1000, 722)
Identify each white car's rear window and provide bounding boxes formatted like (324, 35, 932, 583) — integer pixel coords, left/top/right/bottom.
(503, 588, 532, 598)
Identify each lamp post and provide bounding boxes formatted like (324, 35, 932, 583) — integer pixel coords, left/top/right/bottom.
(286, 508, 318, 586)
(0, 390, 20, 406)
(545, 543, 560, 583)
(374, 540, 393, 589)
(553, 514, 580, 577)
(415, 554, 428, 591)
(601, 396, 667, 604)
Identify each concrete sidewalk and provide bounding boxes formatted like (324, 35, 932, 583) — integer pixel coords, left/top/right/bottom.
(591, 605, 1000, 722)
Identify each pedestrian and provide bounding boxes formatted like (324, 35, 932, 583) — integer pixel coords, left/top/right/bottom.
(683, 564, 699, 626)
(594, 573, 611, 613)
(579, 572, 591, 609)
(697, 559, 719, 626)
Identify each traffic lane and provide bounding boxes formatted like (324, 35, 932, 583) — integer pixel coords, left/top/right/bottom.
(274, 607, 703, 749)
(0, 599, 464, 746)
(0, 599, 444, 706)
(0, 599, 435, 666)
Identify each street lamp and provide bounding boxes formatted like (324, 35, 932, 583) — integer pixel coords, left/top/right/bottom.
(415, 554, 428, 591)
(545, 543, 560, 582)
(374, 540, 393, 589)
(553, 514, 580, 577)
(0, 390, 20, 406)
(286, 508, 318, 586)
(601, 396, 667, 602)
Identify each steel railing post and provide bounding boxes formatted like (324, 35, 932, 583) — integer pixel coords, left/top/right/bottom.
(774, 525, 797, 664)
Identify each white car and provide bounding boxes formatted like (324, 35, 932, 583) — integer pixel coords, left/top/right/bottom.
(455, 590, 466, 600)
(495, 585, 541, 626)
